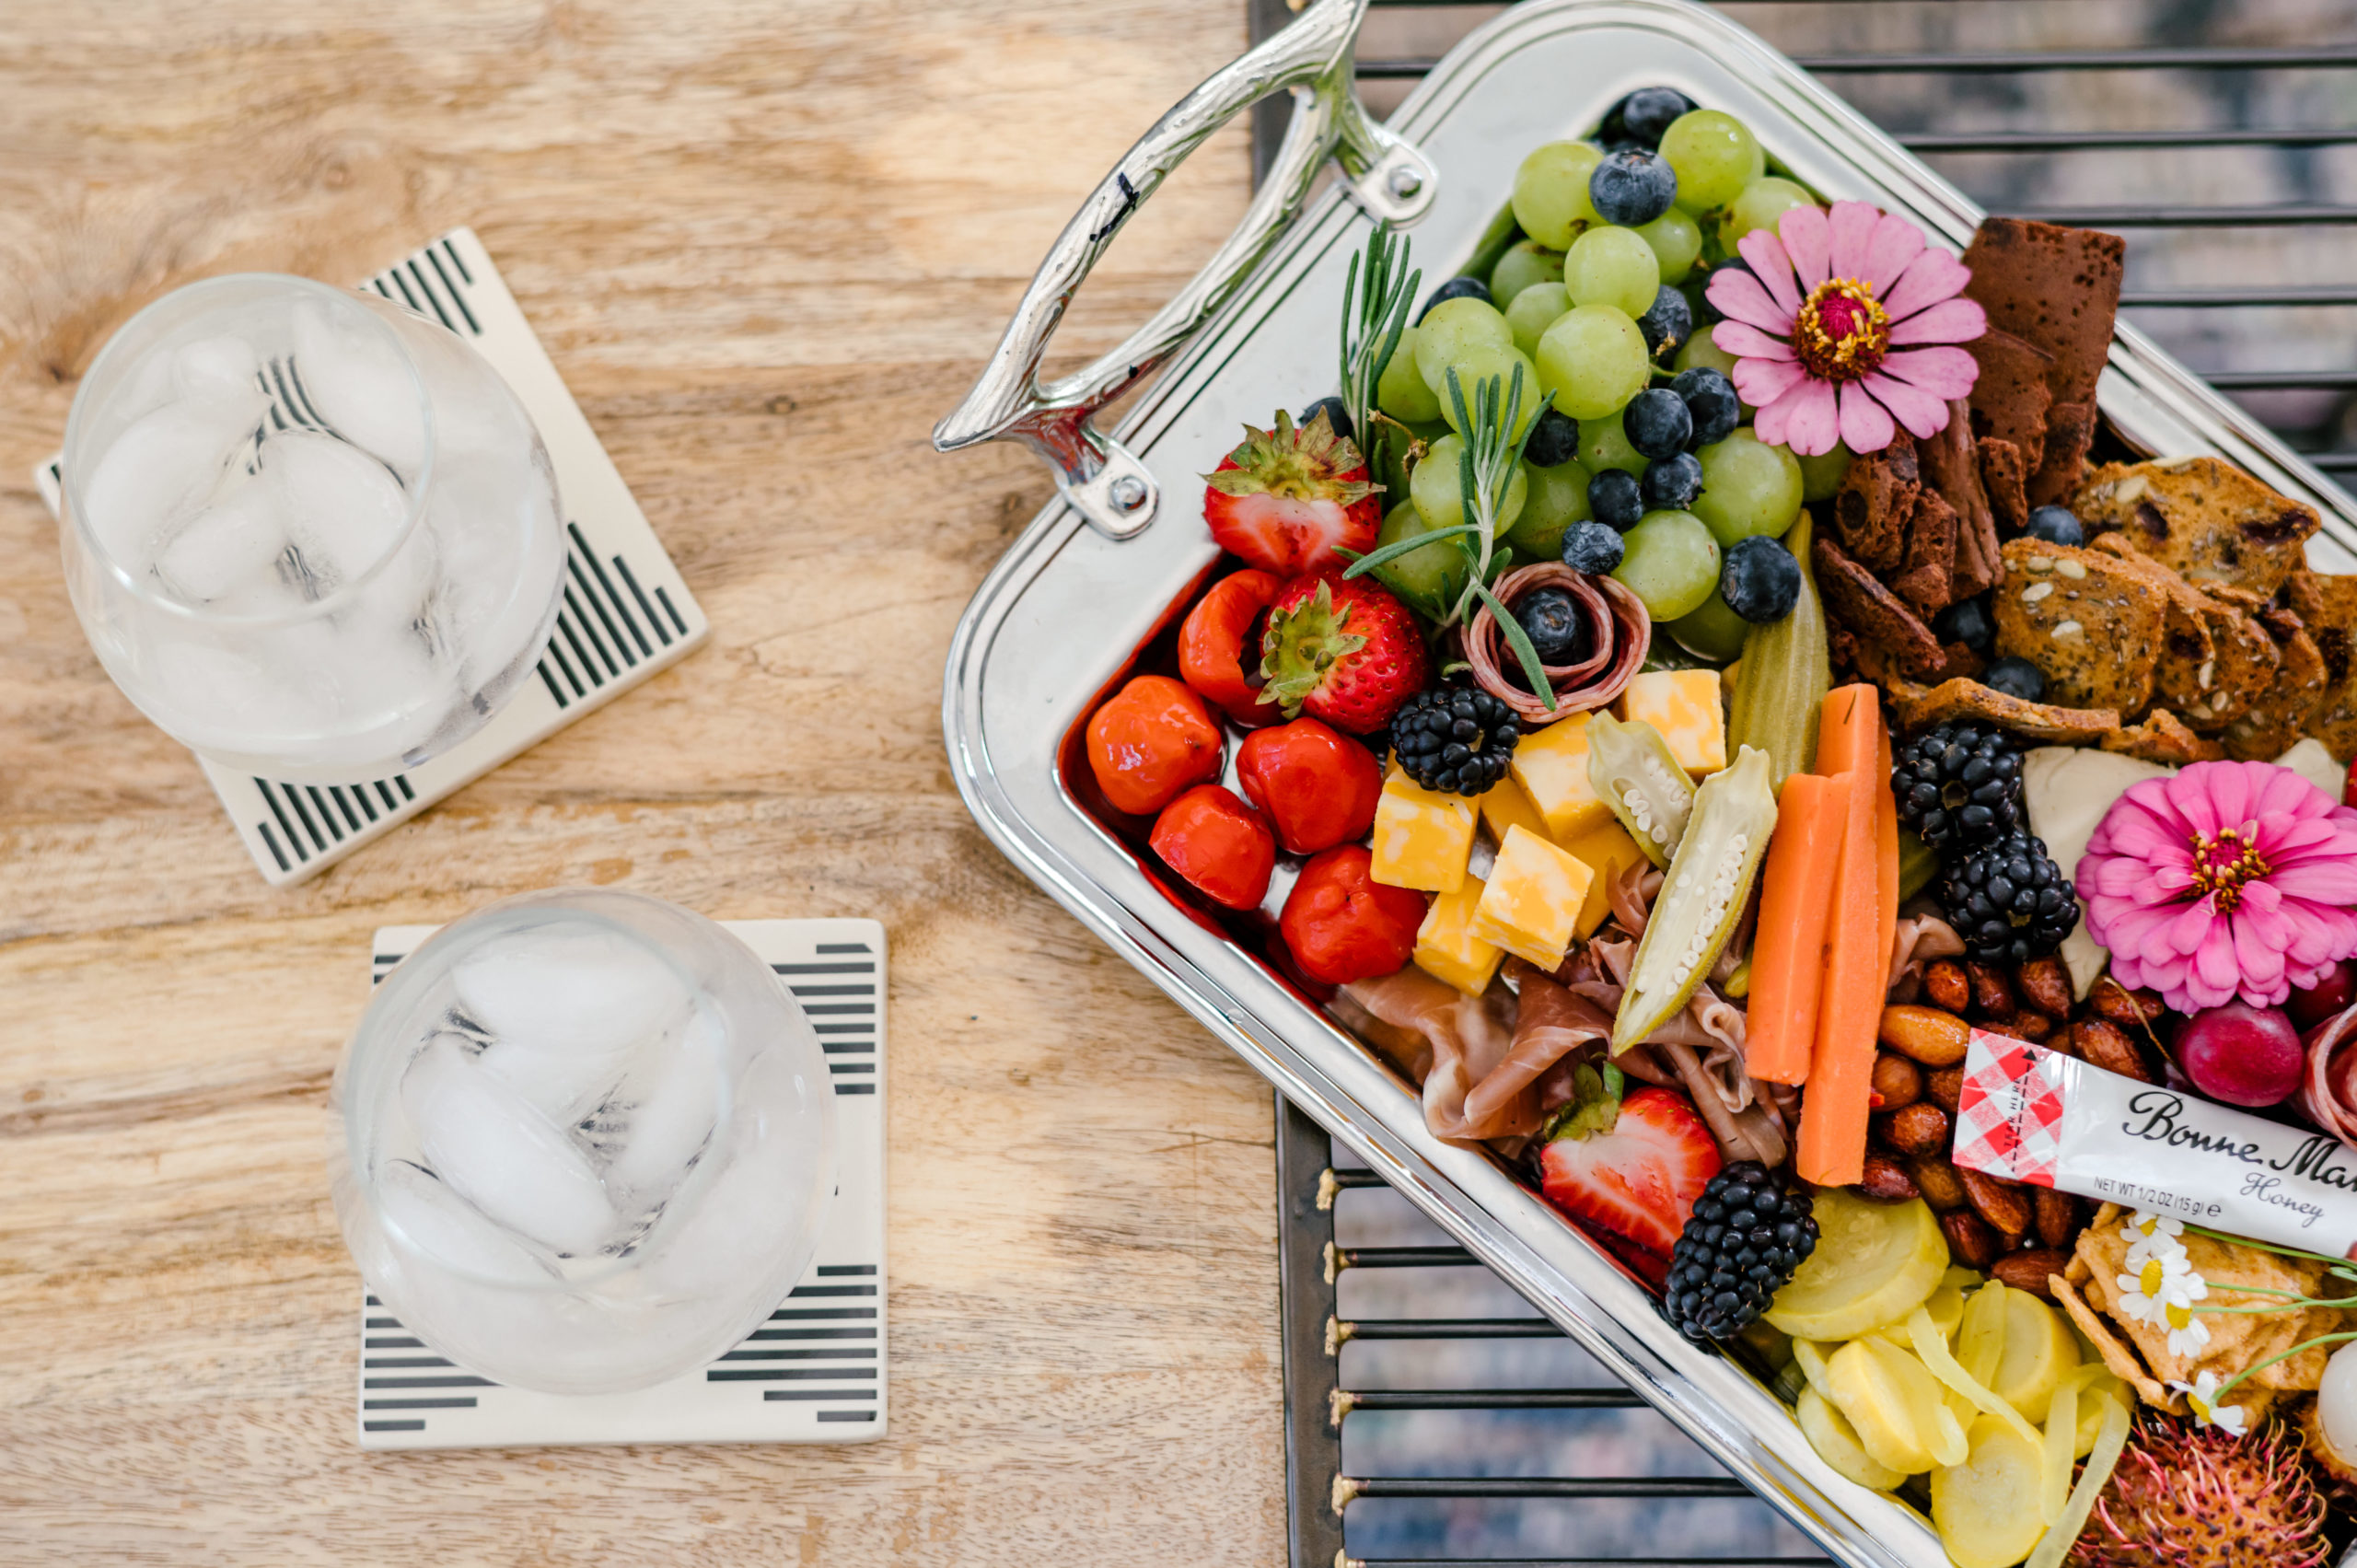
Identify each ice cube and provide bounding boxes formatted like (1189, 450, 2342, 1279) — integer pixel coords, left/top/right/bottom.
(173, 334, 261, 401)
(600, 1006, 725, 1198)
(644, 1049, 829, 1300)
(452, 923, 690, 1062)
(150, 474, 291, 607)
(80, 390, 269, 564)
(373, 1157, 557, 1284)
(269, 429, 412, 591)
(402, 1033, 615, 1256)
(292, 297, 426, 475)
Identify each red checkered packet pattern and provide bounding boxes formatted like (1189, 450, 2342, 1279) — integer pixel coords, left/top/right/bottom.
(1951, 1028, 2066, 1187)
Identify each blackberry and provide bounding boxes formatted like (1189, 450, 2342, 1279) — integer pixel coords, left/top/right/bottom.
(1662, 1161, 1818, 1343)
(1389, 687, 1521, 796)
(1940, 831, 2079, 966)
(1892, 723, 2024, 851)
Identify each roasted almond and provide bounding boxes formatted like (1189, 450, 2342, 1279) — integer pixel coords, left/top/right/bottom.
(2034, 1187, 2082, 1251)
(1910, 1159, 1968, 1212)
(1923, 959, 1971, 1015)
(1943, 1209, 1998, 1271)
(1883, 1102, 1953, 1159)
(2008, 1011, 2055, 1042)
(1877, 1005, 1971, 1066)
(1960, 1168, 2032, 1237)
(2015, 957, 2073, 1017)
(2089, 978, 2167, 1031)
(1871, 1052, 1924, 1111)
(2072, 1018, 2155, 1083)
(1926, 1066, 1965, 1114)
(1859, 1154, 1922, 1203)
(1968, 960, 2017, 1019)
(1991, 1249, 2072, 1301)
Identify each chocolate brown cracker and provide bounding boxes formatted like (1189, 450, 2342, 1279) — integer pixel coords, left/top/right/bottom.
(1980, 436, 2028, 536)
(1994, 539, 2165, 713)
(2073, 457, 2320, 596)
(1893, 489, 1959, 617)
(1960, 218, 2125, 408)
(1965, 327, 2055, 470)
(1898, 678, 2119, 745)
(1920, 402, 2002, 598)
(1814, 535, 1946, 678)
(2026, 400, 2096, 509)
(1829, 436, 1919, 575)
(2101, 709, 2224, 766)
(2287, 570, 2357, 762)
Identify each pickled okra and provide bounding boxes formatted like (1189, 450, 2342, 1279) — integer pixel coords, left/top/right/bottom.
(1609, 744, 1777, 1051)
(1585, 711, 1697, 869)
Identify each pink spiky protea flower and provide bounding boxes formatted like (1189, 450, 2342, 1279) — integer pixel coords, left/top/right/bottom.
(1703, 201, 1986, 456)
(2078, 761, 2357, 1013)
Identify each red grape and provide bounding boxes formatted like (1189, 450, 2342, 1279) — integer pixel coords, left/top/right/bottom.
(2176, 1003, 2305, 1109)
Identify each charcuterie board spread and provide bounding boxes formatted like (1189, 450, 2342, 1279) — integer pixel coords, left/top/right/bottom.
(1074, 86, 2357, 1568)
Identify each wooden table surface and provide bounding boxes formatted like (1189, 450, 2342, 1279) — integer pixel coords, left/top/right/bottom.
(0, 4, 1290, 1561)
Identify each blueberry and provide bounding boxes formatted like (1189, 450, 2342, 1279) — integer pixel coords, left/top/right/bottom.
(1932, 595, 1995, 656)
(1417, 275, 1491, 322)
(1642, 452, 1704, 511)
(1636, 284, 1693, 357)
(1561, 521, 1625, 575)
(1672, 367, 1740, 447)
(1589, 148, 1678, 227)
(1517, 587, 1590, 664)
(1297, 395, 1354, 447)
(1523, 406, 1581, 468)
(1618, 87, 1695, 148)
(1589, 467, 1644, 530)
(1984, 657, 2047, 703)
(1623, 388, 1692, 459)
(2024, 505, 2084, 547)
(1720, 536, 1802, 622)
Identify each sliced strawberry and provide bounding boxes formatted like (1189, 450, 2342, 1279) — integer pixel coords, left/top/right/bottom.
(1259, 573, 1429, 736)
(1538, 1086, 1722, 1257)
(1202, 409, 1380, 577)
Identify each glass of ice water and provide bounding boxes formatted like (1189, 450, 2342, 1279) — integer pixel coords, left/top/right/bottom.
(59, 273, 565, 782)
(330, 889, 838, 1395)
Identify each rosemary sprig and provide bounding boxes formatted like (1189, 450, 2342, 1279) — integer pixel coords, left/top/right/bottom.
(1339, 225, 1420, 451)
(1442, 363, 1560, 710)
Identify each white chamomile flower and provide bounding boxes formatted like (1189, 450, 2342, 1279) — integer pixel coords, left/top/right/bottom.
(2121, 1211, 2187, 1269)
(2115, 1246, 2203, 1332)
(2168, 1370, 2248, 1437)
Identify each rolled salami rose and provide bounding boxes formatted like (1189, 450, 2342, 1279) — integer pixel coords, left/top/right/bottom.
(1464, 563, 1651, 725)
(2297, 1004, 2357, 1150)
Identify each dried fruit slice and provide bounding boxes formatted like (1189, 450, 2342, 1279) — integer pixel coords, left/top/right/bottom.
(1796, 1384, 1908, 1493)
(1609, 744, 1778, 1051)
(1585, 710, 1698, 867)
(1931, 1414, 2050, 1568)
(1764, 1188, 1945, 1342)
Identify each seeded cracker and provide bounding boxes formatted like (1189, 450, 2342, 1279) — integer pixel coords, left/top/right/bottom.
(2287, 568, 2357, 762)
(2224, 605, 2329, 761)
(2087, 533, 2219, 716)
(2190, 583, 2285, 731)
(2074, 456, 2321, 596)
(2100, 709, 2223, 766)
(1896, 677, 2119, 744)
(1992, 538, 2165, 712)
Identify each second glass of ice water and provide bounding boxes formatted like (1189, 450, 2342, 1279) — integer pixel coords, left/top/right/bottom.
(59, 273, 566, 782)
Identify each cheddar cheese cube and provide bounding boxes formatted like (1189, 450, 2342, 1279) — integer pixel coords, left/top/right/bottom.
(1370, 772, 1477, 893)
(1414, 876, 1504, 996)
(1507, 712, 1610, 840)
(1469, 825, 1595, 970)
(1476, 776, 1553, 851)
(1555, 818, 1645, 939)
(1617, 669, 1725, 776)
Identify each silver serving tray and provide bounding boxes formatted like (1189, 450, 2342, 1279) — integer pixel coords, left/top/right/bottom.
(940, 4, 2357, 1563)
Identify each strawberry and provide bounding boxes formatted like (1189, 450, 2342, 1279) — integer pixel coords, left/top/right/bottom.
(1537, 1086, 1722, 1257)
(1259, 574, 1429, 736)
(1202, 409, 1380, 576)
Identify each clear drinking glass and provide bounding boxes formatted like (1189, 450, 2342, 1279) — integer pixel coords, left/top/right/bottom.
(329, 889, 837, 1395)
(59, 273, 565, 782)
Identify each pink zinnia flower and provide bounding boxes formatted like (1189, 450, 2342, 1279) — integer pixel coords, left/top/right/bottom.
(2077, 761, 2357, 1013)
(1703, 202, 1986, 457)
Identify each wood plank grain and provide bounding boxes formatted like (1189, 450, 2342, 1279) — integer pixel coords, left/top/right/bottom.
(0, 2, 1284, 1561)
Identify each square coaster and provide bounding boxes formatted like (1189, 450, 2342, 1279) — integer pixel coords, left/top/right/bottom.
(354, 916, 886, 1449)
(36, 227, 711, 888)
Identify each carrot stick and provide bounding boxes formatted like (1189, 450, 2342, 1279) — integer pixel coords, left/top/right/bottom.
(1743, 772, 1851, 1085)
(1796, 684, 1893, 1187)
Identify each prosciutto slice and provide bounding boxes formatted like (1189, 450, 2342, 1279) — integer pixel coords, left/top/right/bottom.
(2296, 1003, 2357, 1151)
(1330, 967, 1518, 1144)
(1464, 563, 1650, 723)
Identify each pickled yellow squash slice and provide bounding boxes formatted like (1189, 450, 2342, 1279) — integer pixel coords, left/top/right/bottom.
(1762, 1188, 1945, 1342)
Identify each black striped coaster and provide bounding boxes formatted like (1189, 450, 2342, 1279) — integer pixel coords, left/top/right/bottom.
(356, 916, 887, 1449)
(35, 227, 710, 888)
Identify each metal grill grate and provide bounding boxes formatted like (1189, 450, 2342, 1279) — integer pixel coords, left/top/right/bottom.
(1250, 3, 2357, 1562)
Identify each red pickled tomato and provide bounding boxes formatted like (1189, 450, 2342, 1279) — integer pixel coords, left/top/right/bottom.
(1150, 785, 1276, 911)
(1279, 844, 1428, 986)
(1236, 717, 1383, 855)
(1086, 675, 1224, 817)
(1177, 569, 1284, 726)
